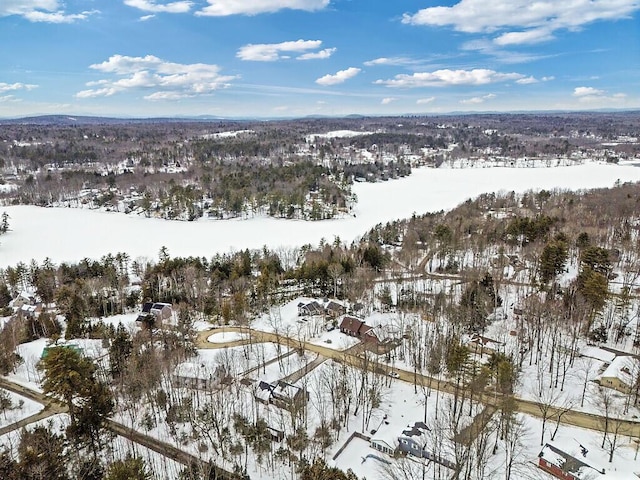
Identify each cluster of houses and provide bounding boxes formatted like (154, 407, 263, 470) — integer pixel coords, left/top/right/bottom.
(298, 299, 401, 354)
(297, 299, 347, 319)
(7, 290, 49, 319)
(368, 426, 606, 480)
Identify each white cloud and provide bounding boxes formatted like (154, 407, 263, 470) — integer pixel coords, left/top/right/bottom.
(572, 86, 626, 103)
(0, 1, 98, 22)
(297, 48, 336, 60)
(381, 97, 396, 105)
(417, 97, 435, 105)
(237, 40, 331, 62)
(139, 14, 155, 21)
(364, 57, 421, 67)
(124, 0, 192, 13)
(494, 28, 555, 46)
(197, 0, 329, 16)
(515, 76, 538, 85)
(0, 95, 20, 103)
(461, 38, 556, 64)
(460, 93, 496, 104)
(573, 86, 605, 97)
(403, 0, 639, 45)
(316, 67, 361, 86)
(76, 54, 237, 100)
(22, 9, 97, 23)
(0, 82, 38, 93)
(376, 69, 525, 88)
(0, 0, 56, 16)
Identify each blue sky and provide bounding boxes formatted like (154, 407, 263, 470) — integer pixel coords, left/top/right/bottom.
(0, 0, 638, 117)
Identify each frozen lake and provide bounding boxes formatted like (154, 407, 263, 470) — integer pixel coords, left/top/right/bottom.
(2, 161, 640, 266)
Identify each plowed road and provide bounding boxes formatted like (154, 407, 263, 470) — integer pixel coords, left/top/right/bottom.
(196, 326, 640, 438)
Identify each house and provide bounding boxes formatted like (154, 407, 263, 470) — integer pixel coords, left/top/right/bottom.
(18, 303, 42, 319)
(396, 421, 456, 469)
(271, 380, 308, 409)
(466, 333, 504, 356)
(398, 422, 431, 458)
(255, 380, 308, 410)
(340, 316, 381, 344)
(173, 362, 229, 389)
(41, 343, 82, 360)
(370, 438, 395, 456)
(370, 420, 455, 470)
(339, 315, 370, 337)
(597, 355, 639, 394)
(325, 300, 346, 318)
(150, 302, 172, 321)
(9, 291, 38, 310)
(267, 426, 285, 443)
(538, 443, 604, 480)
(136, 301, 173, 325)
(136, 302, 154, 323)
(297, 301, 324, 317)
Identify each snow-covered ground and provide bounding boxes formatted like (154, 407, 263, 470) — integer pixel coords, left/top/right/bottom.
(3, 162, 640, 266)
(207, 331, 247, 343)
(0, 388, 43, 428)
(0, 412, 184, 478)
(305, 130, 376, 141)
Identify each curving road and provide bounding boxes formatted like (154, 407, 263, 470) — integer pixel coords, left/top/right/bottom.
(196, 326, 640, 439)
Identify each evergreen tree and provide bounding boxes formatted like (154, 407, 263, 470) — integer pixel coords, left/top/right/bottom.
(38, 347, 114, 453)
(0, 212, 9, 234)
(17, 426, 69, 480)
(105, 455, 153, 480)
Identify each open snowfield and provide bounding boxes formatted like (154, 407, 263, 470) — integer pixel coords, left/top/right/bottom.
(2, 162, 640, 266)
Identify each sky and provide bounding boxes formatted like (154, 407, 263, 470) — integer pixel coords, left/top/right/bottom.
(0, 0, 638, 118)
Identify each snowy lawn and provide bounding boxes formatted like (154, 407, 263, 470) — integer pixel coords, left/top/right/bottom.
(308, 329, 361, 351)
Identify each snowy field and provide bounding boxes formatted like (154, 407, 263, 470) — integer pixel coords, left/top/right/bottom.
(2, 162, 640, 266)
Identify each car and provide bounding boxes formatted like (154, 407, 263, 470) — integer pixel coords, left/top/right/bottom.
(388, 371, 400, 378)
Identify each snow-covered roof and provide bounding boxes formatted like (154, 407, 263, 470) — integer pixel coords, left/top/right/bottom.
(538, 443, 603, 479)
(580, 346, 615, 363)
(598, 355, 639, 387)
(174, 360, 222, 380)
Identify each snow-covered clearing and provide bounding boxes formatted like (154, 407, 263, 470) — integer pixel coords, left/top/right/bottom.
(306, 130, 376, 141)
(3, 162, 640, 266)
(207, 331, 247, 343)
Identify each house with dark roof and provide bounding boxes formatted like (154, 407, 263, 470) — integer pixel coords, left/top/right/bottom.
(339, 315, 369, 337)
(136, 301, 173, 325)
(397, 422, 430, 458)
(255, 380, 309, 411)
(297, 300, 324, 317)
(325, 300, 346, 318)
